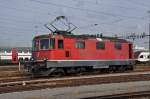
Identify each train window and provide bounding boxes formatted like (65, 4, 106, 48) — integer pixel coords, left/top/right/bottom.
(50, 38, 55, 49)
(17, 50, 22, 53)
(25, 58, 29, 61)
(33, 40, 39, 51)
(24, 50, 28, 53)
(96, 42, 105, 49)
(139, 55, 143, 58)
(75, 41, 85, 49)
(148, 55, 150, 59)
(40, 39, 49, 50)
(0, 50, 5, 53)
(19, 58, 23, 62)
(58, 40, 64, 49)
(6, 49, 11, 53)
(115, 42, 122, 50)
(32, 40, 35, 51)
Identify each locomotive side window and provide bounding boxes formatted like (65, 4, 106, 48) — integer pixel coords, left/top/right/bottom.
(58, 40, 64, 49)
(40, 39, 49, 50)
(96, 42, 105, 49)
(115, 42, 122, 50)
(75, 41, 85, 49)
(50, 38, 55, 49)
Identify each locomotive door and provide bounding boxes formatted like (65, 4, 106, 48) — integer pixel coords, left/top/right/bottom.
(58, 39, 71, 59)
(65, 50, 71, 58)
(129, 44, 132, 59)
(65, 41, 72, 59)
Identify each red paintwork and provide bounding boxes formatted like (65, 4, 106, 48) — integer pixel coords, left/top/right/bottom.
(12, 48, 18, 63)
(32, 34, 133, 61)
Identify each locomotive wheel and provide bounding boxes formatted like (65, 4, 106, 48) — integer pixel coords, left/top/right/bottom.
(109, 66, 116, 73)
(127, 65, 134, 71)
(50, 68, 65, 77)
(118, 66, 126, 72)
(76, 67, 86, 75)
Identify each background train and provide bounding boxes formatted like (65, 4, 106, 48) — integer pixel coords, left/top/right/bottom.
(0, 47, 31, 65)
(134, 51, 150, 64)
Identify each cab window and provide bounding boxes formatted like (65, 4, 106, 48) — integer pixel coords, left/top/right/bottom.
(33, 40, 39, 51)
(50, 38, 55, 49)
(40, 39, 49, 50)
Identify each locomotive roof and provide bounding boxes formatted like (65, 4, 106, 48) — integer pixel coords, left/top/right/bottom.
(34, 32, 129, 43)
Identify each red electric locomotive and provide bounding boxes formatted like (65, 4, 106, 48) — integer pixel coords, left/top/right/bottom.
(25, 16, 135, 76)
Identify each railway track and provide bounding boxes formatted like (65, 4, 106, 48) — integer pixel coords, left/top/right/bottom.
(82, 91, 150, 99)
(0, 64, 149, 83)
(135, 64, 150, 71)
(1, 71, 150, 94)
(0, 65, 150, 89)
(0, 65, 20, 71)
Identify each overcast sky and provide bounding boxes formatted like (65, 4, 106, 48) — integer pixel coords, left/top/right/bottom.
(0, 0, 150, 48)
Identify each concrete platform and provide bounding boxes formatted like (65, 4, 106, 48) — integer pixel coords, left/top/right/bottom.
(0, 80, 150, 99)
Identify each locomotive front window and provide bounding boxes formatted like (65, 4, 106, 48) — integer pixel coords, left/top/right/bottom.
(50, 38, 55, 49)
(40, 39, 49, 50)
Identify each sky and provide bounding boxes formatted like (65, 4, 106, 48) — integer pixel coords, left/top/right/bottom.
(0, 0, 150, 48)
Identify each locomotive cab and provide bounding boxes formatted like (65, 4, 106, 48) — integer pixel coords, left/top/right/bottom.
(32, 35, 56, 61)
(25, 33, 72, 76)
